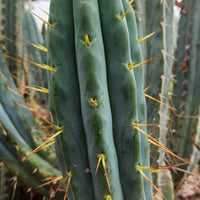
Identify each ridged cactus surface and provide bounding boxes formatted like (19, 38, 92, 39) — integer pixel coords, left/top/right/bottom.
(135, 0, 175, 199)
(22, 11, 47, 100)
(122, 0, 152, 198)
(0, 37, 60, 194)
(171, 0, 200, 182)
(0, 0, 24, 76)
(48, 0, 152, 199)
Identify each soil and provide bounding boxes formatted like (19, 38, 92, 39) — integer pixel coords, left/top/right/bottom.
(175, 166, 200, 200)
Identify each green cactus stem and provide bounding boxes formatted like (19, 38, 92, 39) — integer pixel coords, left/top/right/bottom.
(48, 0, 153, 199)
(121, 0, 152, 198)
(171, 0, 200, 183)
(48, 0, 95, 199)
(0, 0, 24, 78)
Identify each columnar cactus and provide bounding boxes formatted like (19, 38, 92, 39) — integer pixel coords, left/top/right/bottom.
(1, 0, 199, 199)
(171, 0, 200, 182)
(48, 0, 152, 199)
(22, 11, 47, 101)
(135, 0, 175, 199)
(122, 0, 152, 198)
(0, 44, 61, 194)
(0, 0, 62, 195)
(0, 0, 24, 77)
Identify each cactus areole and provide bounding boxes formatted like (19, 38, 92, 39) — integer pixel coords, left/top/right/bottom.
(48, 0, 152, 199)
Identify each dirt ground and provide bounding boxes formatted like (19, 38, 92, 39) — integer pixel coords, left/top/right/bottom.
(175, 166, 200, 200)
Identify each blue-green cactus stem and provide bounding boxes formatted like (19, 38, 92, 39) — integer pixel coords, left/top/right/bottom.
(0, 0, 24, 76)
(22, 11, 46, 101)
(172, 0, 200, 183)
(0, 47, 36, 148)
(0, 102, 60, 179)
(0, 46, 60, 191)
(158, 1, 175, 199)
(134, 0, 147, 60)
(144, 2, 163, 130)
(121, 0, 153, 199)
(73, 0, 123, 199)
(97, 0, 146, 199)
(0, 133, 49, 195)
(48, 0, 95, 199)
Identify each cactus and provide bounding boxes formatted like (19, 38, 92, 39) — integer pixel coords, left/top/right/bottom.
(0, 0, 62, 196)
(0, 0, 199, 199)
(22, 11, 47, 101)
(0, 0, 24, 79)
(171, 0, 200, 183)
(157, 1, 175, 199)
(134, 0, 176, 199)
(0, 35, 61, 194)
(134, 0, 147, 61)
(48, 0, 153, 199)
(122, 0, 153, 198)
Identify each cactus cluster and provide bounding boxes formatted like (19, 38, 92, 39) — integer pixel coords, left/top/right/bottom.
(0, 0, 199, 199)
(0, 1, 60, 196)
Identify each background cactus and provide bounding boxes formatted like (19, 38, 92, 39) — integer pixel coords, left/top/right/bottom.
(0, 1, 61, 196)
(0, 43, 61, 194)
(0, 0, 24, 81)
(170, 0, 200, 183)
(22, 10, 47, 102)
(134, 1, 176, 199)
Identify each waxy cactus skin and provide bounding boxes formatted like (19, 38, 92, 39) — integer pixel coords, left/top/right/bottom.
(48, 0, 152, 199)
